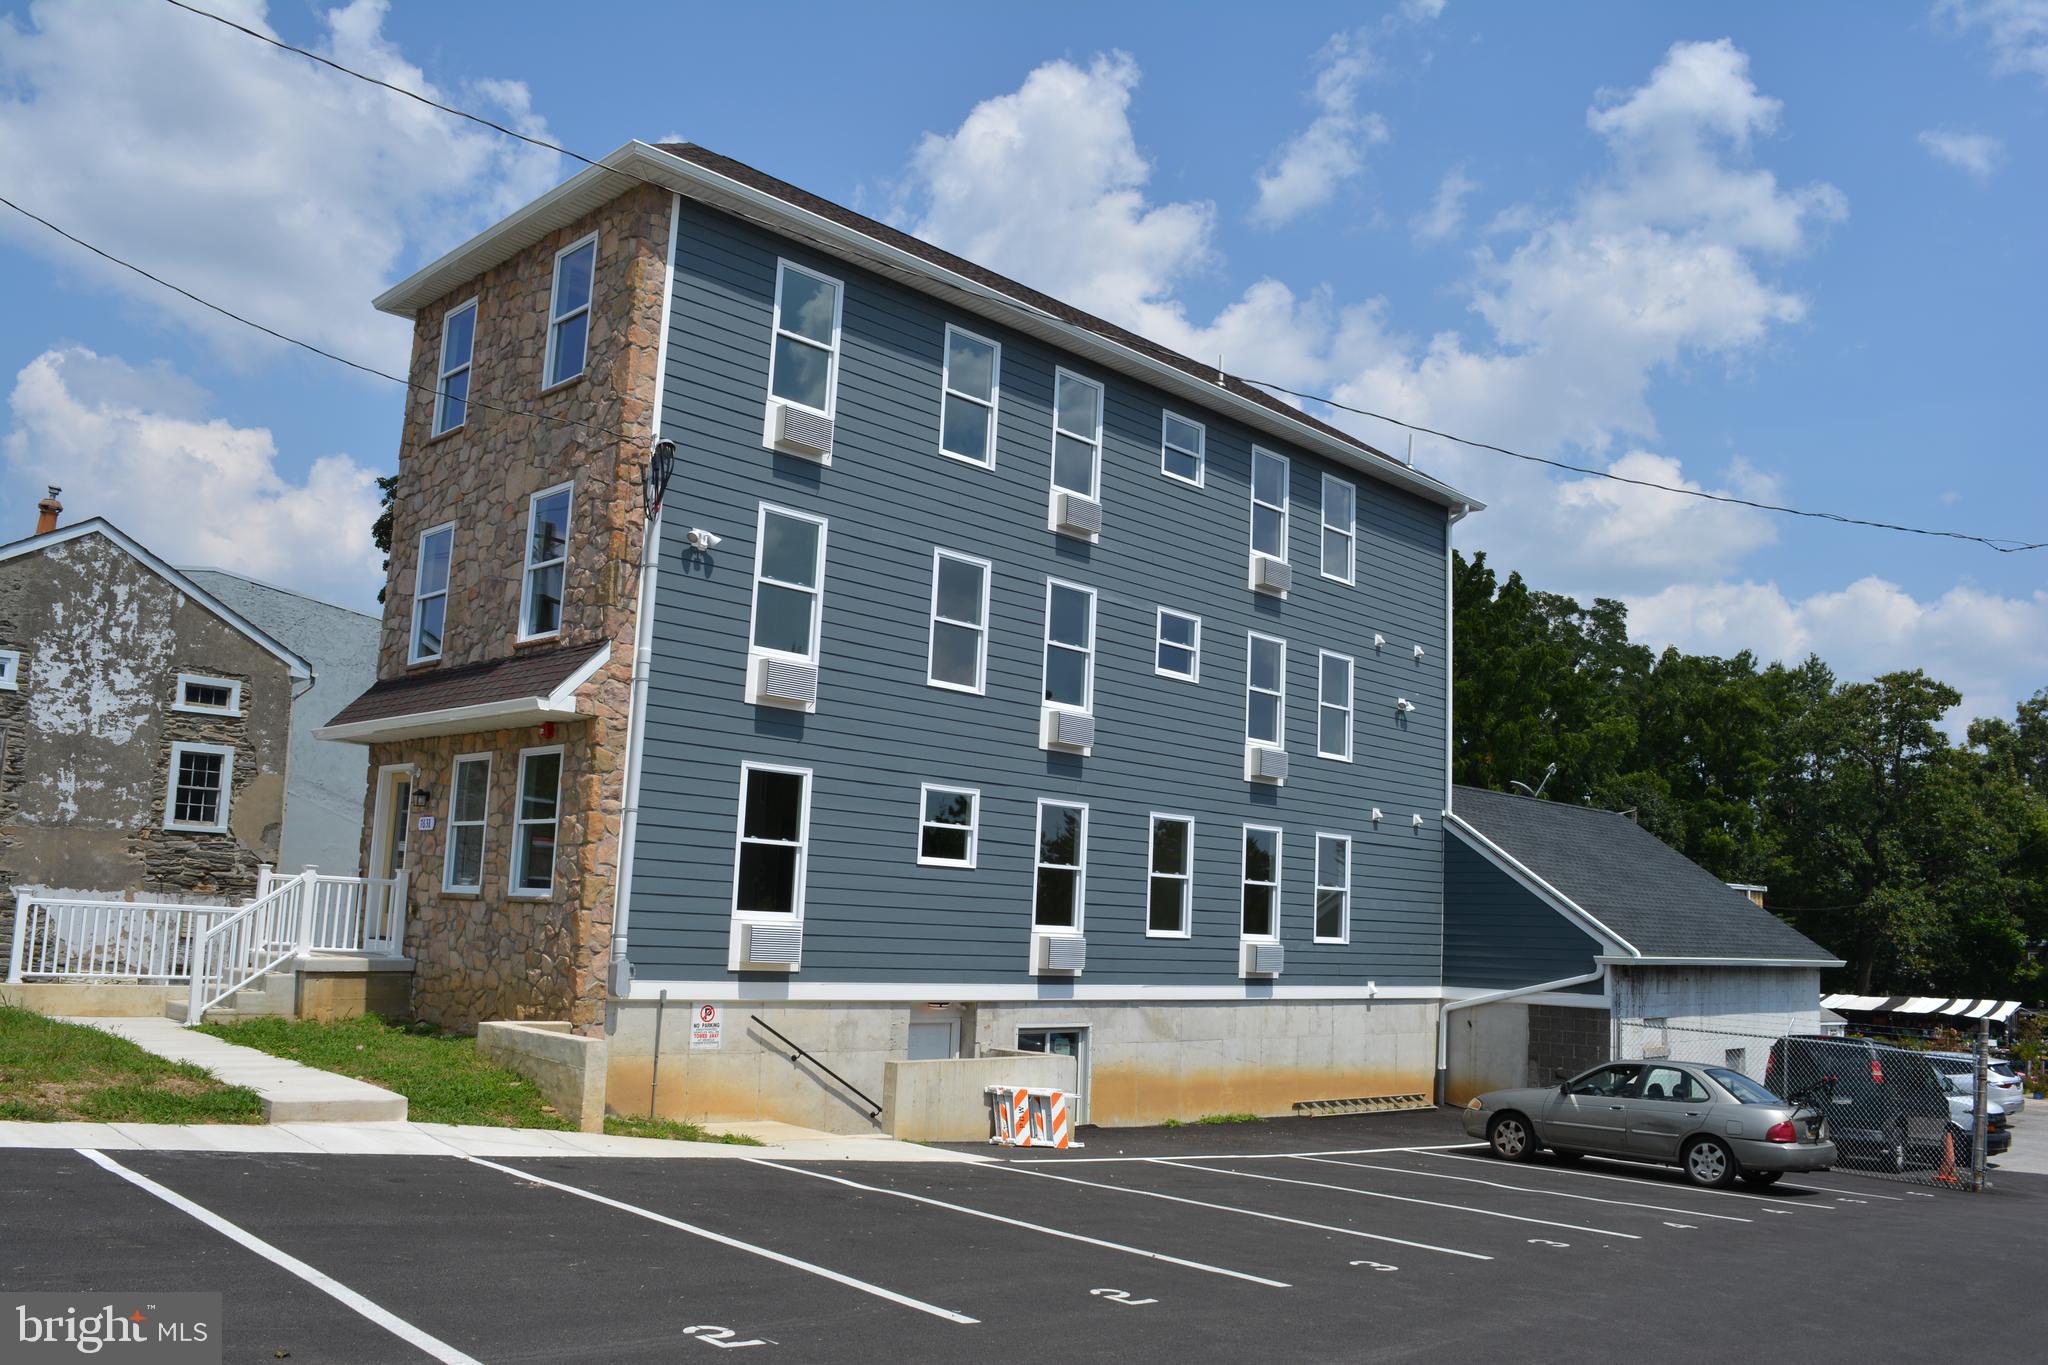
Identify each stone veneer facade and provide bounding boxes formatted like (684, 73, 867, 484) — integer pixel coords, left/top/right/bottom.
(363, 183, 671, 1033)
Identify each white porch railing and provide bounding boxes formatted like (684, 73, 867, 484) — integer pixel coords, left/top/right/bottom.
(258, 868, 408, 957)
(186, 870, 316, 1021)
(4, 895, 237, 984)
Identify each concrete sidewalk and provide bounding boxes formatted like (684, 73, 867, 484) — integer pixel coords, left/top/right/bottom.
(63, 1015, 408, 1123)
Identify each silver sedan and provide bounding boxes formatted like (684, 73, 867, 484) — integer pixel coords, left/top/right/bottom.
(1461, 1060, 1837, 1189)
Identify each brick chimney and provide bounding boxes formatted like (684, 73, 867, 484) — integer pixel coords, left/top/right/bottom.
(34, 486, 61, 535)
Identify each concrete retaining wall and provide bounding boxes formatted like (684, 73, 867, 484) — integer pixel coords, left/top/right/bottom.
(882, 1054, 1078, 1143)
(0, 982, 184, 1017)
(477, 1020, 607, 1132)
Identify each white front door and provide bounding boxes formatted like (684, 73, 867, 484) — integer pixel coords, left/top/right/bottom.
(368, 765, 413, 881)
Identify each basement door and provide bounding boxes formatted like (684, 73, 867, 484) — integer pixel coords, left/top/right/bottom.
(1015, 1027, 1089, 1125)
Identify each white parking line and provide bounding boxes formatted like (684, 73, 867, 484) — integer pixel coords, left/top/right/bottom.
(1290, 1155, 1753, 1223)
(1153, 1159, 1642, 1239)
(1417, 1150, 1833, 1210)
(78, 1150, 485, 1365)
(990, 1162, 1493, 1261)
(748, 1160, 1289, 1288)
(1002, 1142, 1476, 1165)
(465, 1156, 978, 1324)
(1769, 1180, 1906, 1201)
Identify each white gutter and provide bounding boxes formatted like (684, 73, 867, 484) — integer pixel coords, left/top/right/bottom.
(1436, 967, 1608, 1104)
(1441, 811, 1638, 957)
(1598, 955, 1848, 969)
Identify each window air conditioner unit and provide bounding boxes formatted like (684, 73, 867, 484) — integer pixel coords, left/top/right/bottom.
(750, 654, 819, 711)
(1034, 932, 1086, 974)
(1052, 491, 1103, 539)
(742, 921, 803, 969)
(1040, 706, 1096, 754)
(1249, 553, 1291, 596)
(1244, 743, 1287, 784)
(1241, 940, 1284, 978)
(768, 400, 834, 460)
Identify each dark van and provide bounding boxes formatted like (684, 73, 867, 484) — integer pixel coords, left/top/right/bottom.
(1765, 1036, 1950, 1172)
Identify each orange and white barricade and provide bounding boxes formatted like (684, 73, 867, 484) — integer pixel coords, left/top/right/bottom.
(986, 1085, 1078, 1148)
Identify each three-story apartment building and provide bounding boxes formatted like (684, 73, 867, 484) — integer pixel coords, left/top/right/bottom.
(321, 143, 1482, 1130)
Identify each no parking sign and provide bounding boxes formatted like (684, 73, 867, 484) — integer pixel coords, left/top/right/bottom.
(690, 1003, 722, 1051)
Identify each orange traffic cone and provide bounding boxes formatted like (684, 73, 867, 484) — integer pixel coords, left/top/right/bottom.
(1935, 1128, 1960, 1187)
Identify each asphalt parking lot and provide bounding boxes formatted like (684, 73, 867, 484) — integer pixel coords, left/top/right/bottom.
(4, 1109, 2042, 1364)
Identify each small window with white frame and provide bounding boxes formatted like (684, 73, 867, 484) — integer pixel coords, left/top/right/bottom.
(443, 753, 491, 893)
(939, 325, 1000, 467)
(1147, 814, 1193, 937)
(917, 784, 979, 867)
(750, 504, 828, 662)
(511, 746, 562, 896)
(1321, 474, 1356, 584)
(1242, 824, 1282, 940)
(734, 763, 811, 916)
(1155, 608, 1200, 682)
(1246, 633, 1286, 748)
(1250, 448, 1290, 562)
(1318, 650, 1354, 761)
(519, 484, 573, 641)
(1033, 799, 1087, 931)
(768, 260, 843, 416)
(0, 649, 18, 691)
(1315, 833, 1351, 943)
(927, 549, 990, 693)
(164, 741, 233, 832)
(1050, 369, 1103, 501)
(410, 522, 454, 663)
(433, 298, 477, 435)
(1042, 579, 1096, 713)
(173, 673, 242, 717)
(1161, 411, 1204, 486)
(544, 234, 596, 389)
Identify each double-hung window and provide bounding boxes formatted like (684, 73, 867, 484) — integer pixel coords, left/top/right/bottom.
(1241, 825, 1282, 940)
(411, 523, 454, 663)
(1321, 474, 1356, 583)
(1250, 448, 1290, 562)
(939, 325, 1000, 466)
(1050, 370, 1103, 503)
(1318, 650, 1354, 761)
(927, 550, 990, 693)
(519, 485, 572, 640)
(1155, 609, 1200, 682)
(917, 784, 979, 867)
(164, 742, 233, 832)
(434, 299, 476, 435)
(1147, 814, 1194, 937)
(544, 235, 596, 389)
(443, 754, 491, 893)
(1041, 579, 1096, 713)
(768, 260, 842, 415)
(1161, 412, 1205, 486)
(511, 747, 562, 896)
(1033, 799, 1087, 930)
(750, 505, 827, 661)
(0, 650, 17, 691)
(1246, 633, 1286, 748)
(1315, 833, 1351, 943)
(734, 763, 811, 916)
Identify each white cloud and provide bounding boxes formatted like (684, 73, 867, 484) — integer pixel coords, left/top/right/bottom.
(5, 347, 385, 607)
(1402, 0, 1449, 19)
(1251, 32, 1389, 228)
(1917, 128, 2004, 179)
(0, 0, 563, 370)
(1412, 167, 1479, 243)
(1937, 0, 2048, 83)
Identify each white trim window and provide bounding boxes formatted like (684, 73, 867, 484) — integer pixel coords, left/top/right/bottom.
(1241, 824, 1282, 941)
(1315, 833, 1351, 944)
(164, 742, 233, 833)
(733, 762, 811, 917)
(1161, 411, 1205, 486)
(443, 753, 491, 893)
(1033, 799, 1087, 931)
(1250, 447, 1290, 562)
(1318, 650, 1354, 761)
(410, 522, 455, 663)
(0, 649, 18, 691)
(1321, 474, 1356, 584)
(511, 746, 563, 896)
(433, 298, 477, 435)
(1041, 579, 1097, 713)
(768, 260, 843, 416)
(926, 549, 991, 693)
(939, 324, 1000, 466)
(518, 484, 573, 641)
(544, 234, 597, 389)
(1147, 814, 1194, 937)
(750, 504, 828, 662)
(1050, 369, 1103, 500)
(172, 673, 242, 716)
(1155, 608, 1200, 682)
(1246, 633, 1286, 748)
(917, 784, 979, 867)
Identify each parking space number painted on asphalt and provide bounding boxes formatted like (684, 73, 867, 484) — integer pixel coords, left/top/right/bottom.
(1349, 1261, 1398, 1272)
(1527, 1239, 1570, 1247)
(1090, 1289, 1158, 1307)
(684, 1325, 769, 1348)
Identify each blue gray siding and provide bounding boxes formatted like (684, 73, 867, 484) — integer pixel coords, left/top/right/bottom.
(625, 196, 1452, 988)
(1443, 832, 1602, 990)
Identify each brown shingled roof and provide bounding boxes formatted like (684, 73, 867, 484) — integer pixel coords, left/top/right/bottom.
(324, 642, 608, 729)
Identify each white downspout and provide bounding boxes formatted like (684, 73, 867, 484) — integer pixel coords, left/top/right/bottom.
(1436, 966, 1606, 1105)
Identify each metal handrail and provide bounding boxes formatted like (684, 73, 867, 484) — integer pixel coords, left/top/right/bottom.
(751, 1014, 882, 1120)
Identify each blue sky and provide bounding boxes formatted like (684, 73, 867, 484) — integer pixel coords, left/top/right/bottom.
(0, 0, 2042, 726)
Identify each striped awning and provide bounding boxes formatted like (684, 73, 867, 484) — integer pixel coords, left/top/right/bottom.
(1822, 994, 2023, 1024)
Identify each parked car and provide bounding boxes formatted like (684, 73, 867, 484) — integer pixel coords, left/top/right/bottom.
(1765, 1036, 1950, 1173)
(1925, 1053, 2025, 1116)
(1462, 1060, 1836, 1189)
(1932, 1070, 2012, 1160)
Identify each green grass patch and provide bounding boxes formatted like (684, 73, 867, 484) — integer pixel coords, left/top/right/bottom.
(0, 1004, 262, 1124)
(1191, 1112, 1263, 1125)
(603, 1114, 764, 1145)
